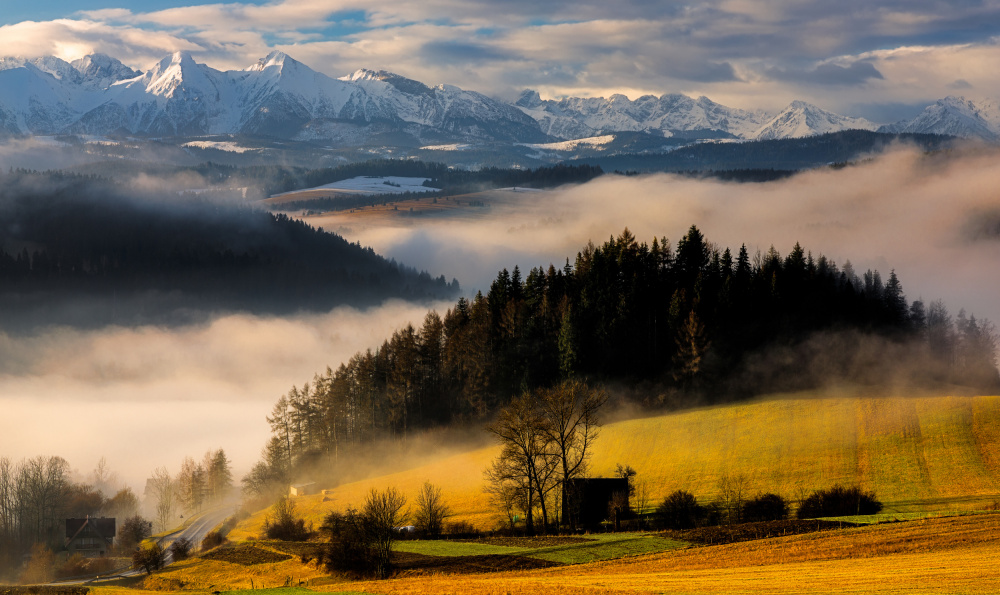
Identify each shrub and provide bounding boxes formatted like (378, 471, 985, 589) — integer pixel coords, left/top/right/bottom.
(321, 508, 372, 577)
(19, 544, 54, 584)
(263, 496, 312, 541)
(444, 520, 479, 537)
(655, 490, 706, 530)
(322, 487, 407, 579)
(743, 493, 790, 522)
(55, 554, 89, 579)
(797, 485, 882, 518)
(132, 542, 165, 574)
(201, 530, 227, 550)
(168, 538, 191, 561)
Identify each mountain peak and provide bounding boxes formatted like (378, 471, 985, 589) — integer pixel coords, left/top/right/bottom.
(878, 95, 1000, 140)
(71, 53, 139, 85)
(247, 50, 299, 72)
(341, 68, 433, 96)
(787, 99, 816, 110)
(754, 100, 875, 140)
(516, 89, 542, 109)
(342, 68, 381, 82)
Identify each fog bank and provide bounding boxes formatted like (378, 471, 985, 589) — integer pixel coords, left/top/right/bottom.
(341, 145, 1000, 326)
(0, 300, 452, 490)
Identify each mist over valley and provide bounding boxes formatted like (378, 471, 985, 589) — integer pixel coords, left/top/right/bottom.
(1, 1, 1000, 589)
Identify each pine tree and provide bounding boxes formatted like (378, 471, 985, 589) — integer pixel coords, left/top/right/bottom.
(558, 306, 578, 379)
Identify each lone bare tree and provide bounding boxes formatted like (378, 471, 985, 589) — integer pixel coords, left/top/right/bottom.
(486, 394, 558, 534)
(539, 380, 608, 527)
(486, 381, 606, 534)
(413, 481, 449, 538)
(363, 487, 407, 579)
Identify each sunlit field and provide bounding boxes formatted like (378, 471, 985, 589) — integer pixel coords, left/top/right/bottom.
(333, 513, 1000, 595)
(232, 393, 1000, 540)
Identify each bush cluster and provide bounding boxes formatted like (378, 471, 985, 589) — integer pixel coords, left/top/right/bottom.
(797, 485, 883, 518)
(321, 487, 407, 579)
(263, 497, 313, 541)
(654, 486, 879, 530)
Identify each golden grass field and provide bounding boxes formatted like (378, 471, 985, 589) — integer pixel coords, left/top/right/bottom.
(95, 513, 1000, 594)
(231, 393, 1000, 540)
(332, 513, 1000, 595)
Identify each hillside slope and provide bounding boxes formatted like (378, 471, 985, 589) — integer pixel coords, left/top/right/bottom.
(233, 393, 1000, 536)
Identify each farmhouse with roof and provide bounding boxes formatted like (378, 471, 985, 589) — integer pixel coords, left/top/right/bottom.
(65, 516, 116, 556)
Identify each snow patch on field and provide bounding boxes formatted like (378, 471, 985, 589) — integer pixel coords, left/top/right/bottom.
(274, 176, 435, 196)
(518, 135, 616, 151)
(183, 140, 258, 153)
(420, 144, 471, 151)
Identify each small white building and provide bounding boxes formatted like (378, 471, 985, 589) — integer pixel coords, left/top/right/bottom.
(289, 482, 318, 497)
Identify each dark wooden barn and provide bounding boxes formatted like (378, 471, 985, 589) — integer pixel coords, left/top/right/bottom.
(562, 477, 631, 530)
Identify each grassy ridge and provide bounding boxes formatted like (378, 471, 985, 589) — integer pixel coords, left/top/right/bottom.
(233, 393, 1000, 537)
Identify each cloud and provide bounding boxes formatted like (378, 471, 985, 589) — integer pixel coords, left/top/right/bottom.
(768, 60, 884, 86)
(420, 40, 516, 65)
(0, 18, 203, 65)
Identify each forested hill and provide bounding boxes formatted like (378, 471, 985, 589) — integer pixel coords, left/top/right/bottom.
(0, 171, 458, 330)
(247, 226, 1000, 493)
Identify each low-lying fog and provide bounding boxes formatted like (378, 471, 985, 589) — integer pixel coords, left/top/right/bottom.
(338, 145, 1000, 327)
(2, 143, 999, 491)
(0, 300, 452, 489)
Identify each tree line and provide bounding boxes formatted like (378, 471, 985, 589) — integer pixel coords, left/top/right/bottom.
(246, 225, 999, 495)
(0, 171, 458, 330)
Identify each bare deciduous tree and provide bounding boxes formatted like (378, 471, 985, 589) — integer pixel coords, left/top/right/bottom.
(362, 487, 407, 579)
(486, 381, 607, 534)
(413, 481, 449, 538)
(150, 467, 175, 533)
(717, 472, 752, 525)
(486, 394, 558, 534)
(539, 381, 608, 528)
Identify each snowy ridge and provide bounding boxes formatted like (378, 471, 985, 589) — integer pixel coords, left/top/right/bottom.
(878, 96, 1000, 141)
(516, 89, 771, 140)
(753, 100, 876, 141)
(0, 51, 544, 142)
(0, 50, 994, 144)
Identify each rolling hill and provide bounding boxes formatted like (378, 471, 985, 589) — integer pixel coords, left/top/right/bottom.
(232, 391, 1000, 538)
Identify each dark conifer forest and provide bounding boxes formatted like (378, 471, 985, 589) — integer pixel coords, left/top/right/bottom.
(0, 171, 458, 330)
(247, 226, 1000, 492)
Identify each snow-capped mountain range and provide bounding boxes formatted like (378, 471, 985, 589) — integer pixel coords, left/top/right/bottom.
(0, 50, 997, 145)
(0, 51, 546, 143)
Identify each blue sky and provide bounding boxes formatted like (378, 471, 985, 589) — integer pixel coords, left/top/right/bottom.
(0, 2, 208, 25)
(2, 0, 1000, 119)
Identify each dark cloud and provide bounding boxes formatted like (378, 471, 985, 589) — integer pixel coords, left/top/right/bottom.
(420, 40, 516, 64)
(660, 60, 741, 83)
(767, 61, 883, 86)
(949, 79, 974, 89)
